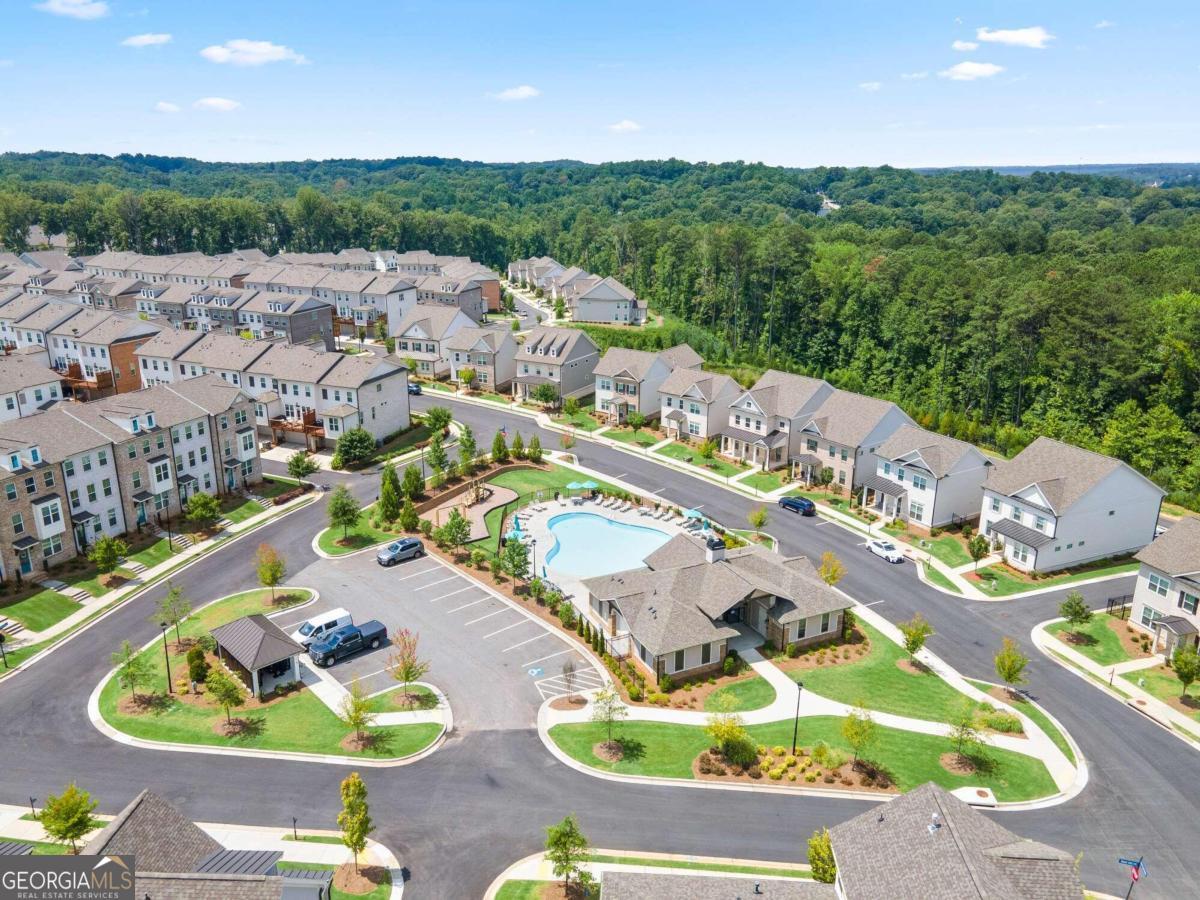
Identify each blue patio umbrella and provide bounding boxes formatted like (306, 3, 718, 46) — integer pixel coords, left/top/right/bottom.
(684, 508, 704, 519)
(565, 481, 585, 491)
(504, 528, 524, 541)
(580, 480, 599, 490)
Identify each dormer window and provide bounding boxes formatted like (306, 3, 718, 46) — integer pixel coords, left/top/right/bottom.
(8, 454, 19, 470)
(29, 448, 40, 464)
(146, 414, 155, 428)
(131, 418, 140, 433)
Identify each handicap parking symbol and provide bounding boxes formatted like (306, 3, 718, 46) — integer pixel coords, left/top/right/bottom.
(527, 667, 544, 677)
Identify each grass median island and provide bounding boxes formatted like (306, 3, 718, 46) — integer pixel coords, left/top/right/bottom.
(495, 881, 549, 900)
(366, 683, 436, 713)
(98, 587, 442, 759)
(548, 717, 1057, 801)
(585, 854, 811, 879)
(974, 560, 1139, 597)
(920, 562, 963, 594)
(790, 620, 979, 724)
(317, 503, 406, 556)
(965, 679, 1076, 766)
(1045, 613, 1138, 667)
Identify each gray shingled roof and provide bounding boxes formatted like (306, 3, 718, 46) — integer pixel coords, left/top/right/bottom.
(988, 436, 1162, 513)
(84, 790, 221, 873)
(1136, 516, 1200, 576)
(132, 872, 287, 899)
(830, 782, 1084, 900)
(741, 370, 831, 419)
(178, 333, 271, 372)
(135, 329, 207, 360)
(594, 343, 700, 380)
(443, 326, 507, 353)
(211, 614, 302, 671)
(601, 871, 834, 900)
(0, 354, 62, 396)
(800, 389, 911, 449)
(394, 305, 467, 342)
(658, 367, 738, 402)
(517, 326, 598, 360)
(877, 424, 986, 478)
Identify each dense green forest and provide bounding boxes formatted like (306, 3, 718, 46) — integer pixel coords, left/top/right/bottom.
(1, 151, 1198, 507)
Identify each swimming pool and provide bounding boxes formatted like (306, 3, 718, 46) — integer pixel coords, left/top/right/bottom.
(543, 512, 671, 579)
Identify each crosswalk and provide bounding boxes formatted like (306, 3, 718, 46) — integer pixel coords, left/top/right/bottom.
(534, 666, 606, 700)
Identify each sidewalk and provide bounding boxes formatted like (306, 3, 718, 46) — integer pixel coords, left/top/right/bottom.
(1033, 617, 1200, 748)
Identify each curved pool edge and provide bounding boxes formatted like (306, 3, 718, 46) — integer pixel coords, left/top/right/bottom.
(543, 510, 672, 579)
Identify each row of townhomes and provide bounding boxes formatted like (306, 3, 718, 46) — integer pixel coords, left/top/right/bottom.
(135, 331, 410, 447)
(0, 374, 261, 582)
(507, 256, 645, 324)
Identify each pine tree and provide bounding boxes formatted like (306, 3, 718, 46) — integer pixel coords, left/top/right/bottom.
(378, 463, 401, 522)
(527, 434, 543, 463)
(492, 429, 509, 463)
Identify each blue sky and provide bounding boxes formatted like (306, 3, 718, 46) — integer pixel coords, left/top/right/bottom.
(2, 0, 1197, 167)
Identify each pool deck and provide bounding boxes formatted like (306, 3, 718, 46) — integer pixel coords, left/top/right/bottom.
(514, 495, 697, 623)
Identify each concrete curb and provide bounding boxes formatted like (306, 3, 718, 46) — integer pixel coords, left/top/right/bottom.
(87, 587, 449, 768)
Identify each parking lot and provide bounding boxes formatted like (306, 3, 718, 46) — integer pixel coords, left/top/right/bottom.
(283, 549, 604, 729)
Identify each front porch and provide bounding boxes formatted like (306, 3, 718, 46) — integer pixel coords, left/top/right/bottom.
(858, 473, 908, 522)
(1150, 616, 1200, 658)
(720, 428, 787, 471)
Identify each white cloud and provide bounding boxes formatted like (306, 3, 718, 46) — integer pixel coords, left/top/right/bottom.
(608, 119, 642, 133)
(859, 81, 882, 92)
(900, 71, 928, 80)
(976, 26, 1054, 49)
(200, 39, 307, 67)
(491, 84, 541, 101)
(939, 61, 1005, 81)
(154, 101, 180, 113)
(193, 97, 241, 112)
(952, 40, 978, 51)
(34, 0, 108, 19)
(1095, 20, 1114, 29)
(122, 32, 171, 47)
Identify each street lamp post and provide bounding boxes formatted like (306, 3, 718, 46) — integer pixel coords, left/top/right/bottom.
(791, 680, 804, 755)
(292, 817, 298, 841)
(28, 797, 36, 819)
(159, 621, 173, 694)
(530, 538, 538, 580)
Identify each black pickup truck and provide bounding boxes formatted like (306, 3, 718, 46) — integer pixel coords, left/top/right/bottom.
(308, 620, 387, 667)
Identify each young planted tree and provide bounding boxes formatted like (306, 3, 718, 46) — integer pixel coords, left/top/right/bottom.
(841, 702, 877, 765)
(1058, 591, 1093, 637)
(205, 668, 246, 726)
(338, 772, 373, 874)
(387, 628, 431, 705)
(590, 686, 628, 752)
(561, 658, 578, 699)
(399, 497, 419, 533)
(334, 428, 376, 468)
(40, 783, 99, 854)
(185, 491, 221, 530)
(704, 692, 750, 759)
(87, 534, 129, 582)
(697, 438, 717, 460)
(401, 463, 425, 500)
(491, 429, 509, 463)
(553, 297, 566, 320)
(287, 449, 319, 487)
(898, 613, 934, 660)
(327, 485, 362, 540)
(626, 410, 646, 433)
(426, 431, 448, 481)
(440, 508, 472, 556)
(545, 814, 589, 893)
(967, 534, 990, 573)
(748, 506, 769, 530)
(532, 383, 559, 406)
(559, 432, 575, 451)
(818, 551, 846, 587)
(527, 433, 543, 463)
(255, 543, 287, 602)
(156, 581, 192, 649)
(111, 639, 152, 700)
(807, 828, 837, 884)
(993, 637, 1030, 697)
(511, 431, 525, 460)
(457, 424, 478, 472)
(458, 366, 477, 391)
(1172, 645, 1200, 698)
(502, 539, 531, 584)
(950, 698, 984, 763)
(339, 678, 377, 746)
(377, 463, 402, 523)
(563, 396, 580, 417)
(424, 405, 452, 434)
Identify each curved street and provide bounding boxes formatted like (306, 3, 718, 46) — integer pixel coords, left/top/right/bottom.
(0, 395, 1192, 899)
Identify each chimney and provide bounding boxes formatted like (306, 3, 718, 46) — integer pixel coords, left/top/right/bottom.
(705, 535, 726, 563)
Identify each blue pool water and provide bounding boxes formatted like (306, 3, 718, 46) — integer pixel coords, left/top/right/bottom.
(543, 512, 671, 578)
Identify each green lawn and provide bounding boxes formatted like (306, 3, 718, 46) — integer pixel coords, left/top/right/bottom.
(0, 838, 71, 856)
(281, 834, 344, 845)
(372, 423, 432, 463)
(794, 621, 978, 724)
(495, 881, 547, 900)
(221, 495, 267, 525)
(127, 537, 175, 569)
(965, 679, 1076, 765)
(366, 683, 436, 713)
(99, 587, 442, 759)
(742, 471, 786, 494)
(317, 503, 406, 556)
(605, 427, 660, 448)
(1122, 666, 1200, 722)
(586, 854, 810, 879)
(554, 405, 602, 431)
(920, 562, 963, 594)
(702, 676, 776, 712)
(654, 442, 743, 477)
(257, 476, 298, 499)
(549, 717, 1057, 801)
(276, 862, 391, 900)
(976, 561, 1139, 597)
(923, 535, 973, 568)
(1045, 613, 1134, 667)
(0, 589, 81, 631)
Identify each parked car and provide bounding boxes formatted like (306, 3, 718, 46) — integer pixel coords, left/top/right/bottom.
(778, 496, 816, 516)
(290, 607, 352, 648)
(309, 621, 388, 667)
(867, 538, 904, 563)
(407, 382, 422, 395)
(377, 538, 425, 567)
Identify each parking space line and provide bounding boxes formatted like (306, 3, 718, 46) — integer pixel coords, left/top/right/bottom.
(481, 620, 530, 639)
(521, 648, 574, 667)
(415, 575, 460, 591)
(390, 564, 442, 581)
(427, 586, 475, 603)
(464, 608, 512, 626)
(447, 597, 489, 613)
(502, 634, 551, 653)
(338, 666, 390, 686)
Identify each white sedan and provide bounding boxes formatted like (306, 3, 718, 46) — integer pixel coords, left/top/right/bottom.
(867, 538, 904, 563)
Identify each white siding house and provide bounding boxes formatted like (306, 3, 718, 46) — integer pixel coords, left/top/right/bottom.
(1130, 517, 1200, 657)
(867, 425, 993, 530)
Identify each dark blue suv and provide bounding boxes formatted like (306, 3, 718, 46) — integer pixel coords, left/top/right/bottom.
(778, 496, 816, 516)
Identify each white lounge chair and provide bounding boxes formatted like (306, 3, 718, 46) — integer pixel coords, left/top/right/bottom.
(638, 507, 651, 516)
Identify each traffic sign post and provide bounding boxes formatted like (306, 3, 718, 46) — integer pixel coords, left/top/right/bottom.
(1120, 855, 1146, 899)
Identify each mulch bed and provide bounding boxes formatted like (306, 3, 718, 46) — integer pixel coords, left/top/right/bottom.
(593, 740, 624, 763)
(764, 631, 871, 674)
(116, 693, 172, 716)
(539, 882, 590, 900)
(895, 658, 930, 675)
(692, 750, 897, 794)
(1107, 617, 1154, 659)
(339, 733, 381, 753)
(940, 752, 977, 776)
(389, 691, 432, 710)
(550, 696, 588, 711)
(333, 863, 388, 896)
(212, 718, 255, 738)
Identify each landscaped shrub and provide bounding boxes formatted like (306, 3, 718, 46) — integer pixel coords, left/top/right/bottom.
(698, 752, 714, 774)
(470, 549, 488, 569)
(747, 765, 763, 779)
(723, 737, 759, 768)
(772, 745, 786, 757)
(823, 775, 836, 783)
(784, 755, 797, 768)
(962, 524, 974, 539)
(627, 684, 643, 702)
(768, 768, 784, 780)
(787, 642, 800, 658)
(805, 771, 818, 783)
(722, 655, 738, 676)
(659, 674, 674, 693)
(196, 634, 216, 654)
(186, 647, 209, 684)
(419, 519, 433, 537)
(981, 710, 1024, 733)
(648, 692, 670, 706)
(788, 772, 797, 781)
(557, 604, 576, 628)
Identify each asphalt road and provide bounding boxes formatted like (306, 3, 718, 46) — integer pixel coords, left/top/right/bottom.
(0, 399, 1192, 898)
